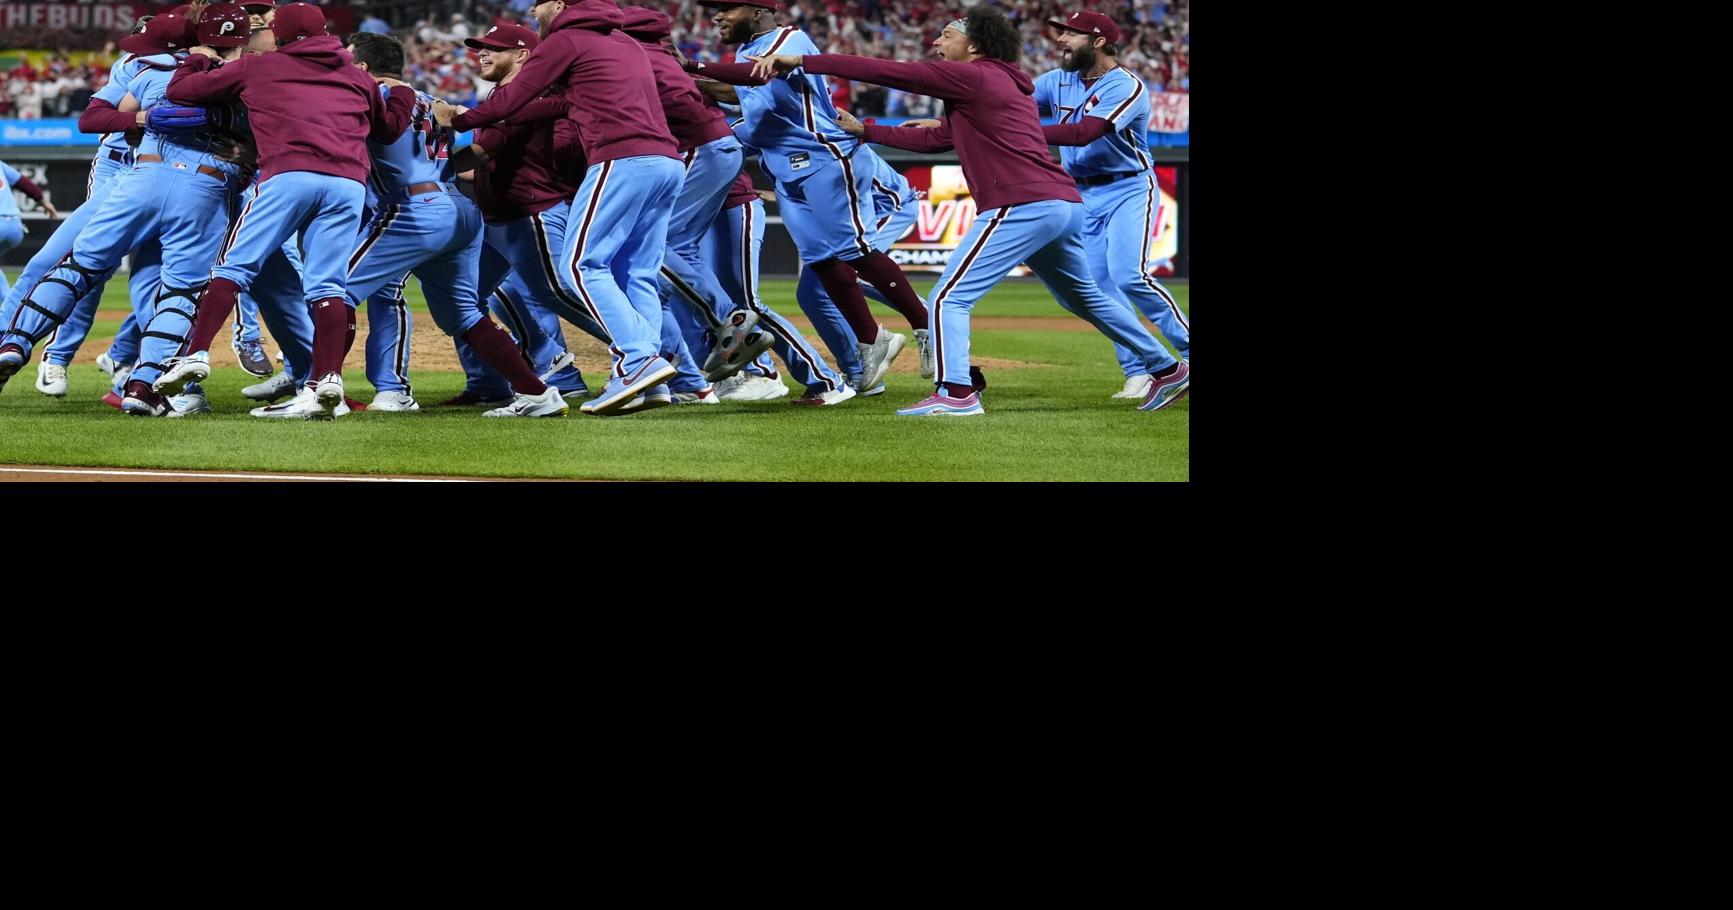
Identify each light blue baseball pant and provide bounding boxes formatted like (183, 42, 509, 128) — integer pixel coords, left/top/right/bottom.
(231, 290, 264, 346)
(927, 199, 1177, 389)
(215, 171, 365, 306)
(361, 272, 412, 395)
(658, 136, 742, 392)
(346, 190, 497, 373)
(454, 271, 581, 399)
(1082, 175, 1190, 377)
(464, 231, 591, 394)
(3, 151, 238, 386)
(774, 153, 880, 265)
(1, 156, 147, 368)
(554, 154, 682, 379)
(0, 216, 22, 302)
(793, 192, 924, 383)
(245, 239, 316, 389)
(695, 200, 775, 381)
(675, 197, 843, 392)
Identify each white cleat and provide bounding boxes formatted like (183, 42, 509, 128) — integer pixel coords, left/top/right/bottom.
(673, 386, 721, 404)
(715, 373, 789, 401)
(243, 370, 298, 402)
(250, 387, 339, 420)
(793, 384, 858, 407)
(538, 350, 577, 383)
(166, 382, 211, 417)
(96, 351, 119, 377)
(153, 350, 211, 395)
(914, 327, 935, 379)
(369, 391, 421, 412)
(483, 386, 570, 418)
(856, 325, 907, 394)
(314, 372, 344, 411)
(1112, 374, 1154, 399)
(35, 361, 68, 397)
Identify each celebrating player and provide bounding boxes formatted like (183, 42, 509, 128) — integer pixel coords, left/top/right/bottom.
(1036, 11, 1190, 400)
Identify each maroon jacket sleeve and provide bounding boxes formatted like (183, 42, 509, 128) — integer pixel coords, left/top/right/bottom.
(367, 85, 417, 142)
(802, 55, 981, 102)
(78, 98, 138, 134)
(503, 94, 566, 126)
(11, 174, 46, 204)
(453, 35, 573, 131)
(686, 60, 771, 87)
(1042, 118, 1113, 147)
(863, 121, 955, 153)
(166, 53, 246, 104)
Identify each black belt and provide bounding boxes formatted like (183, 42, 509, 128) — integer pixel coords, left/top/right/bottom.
(1075, 171, 1145, 187)
(107, 149, 132, 164)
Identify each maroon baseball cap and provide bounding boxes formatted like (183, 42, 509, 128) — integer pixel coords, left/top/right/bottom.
(1046, 10, 1121, 46)
(465, 23, 539, 52)
(696, 1, 780, 9)
(119, 11, 195, 54)
(198, 3, 253, 47)
(270, 1, 326, 42)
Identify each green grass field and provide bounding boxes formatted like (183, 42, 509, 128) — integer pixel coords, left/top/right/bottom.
(0, 275, 1189, 481)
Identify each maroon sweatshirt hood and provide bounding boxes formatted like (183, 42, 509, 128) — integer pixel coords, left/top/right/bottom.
(980, 57, 1035, 95)
(548, 0, 626, 35)
(619, 6, 672, 41)
(275, 33, 352, 68)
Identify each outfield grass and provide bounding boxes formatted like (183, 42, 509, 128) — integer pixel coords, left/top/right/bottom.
(0, 275, 1189, 481)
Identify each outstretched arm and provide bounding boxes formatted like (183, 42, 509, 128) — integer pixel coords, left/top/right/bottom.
(683, 59, 772, 87)
(1042, 118, 1114, 147)
(753, 53, 981, 102)
(447, 37, 572, 131)
(78, 97, 141, 134)
(166, 52, 247, 104)
(862, 121, 955, 153)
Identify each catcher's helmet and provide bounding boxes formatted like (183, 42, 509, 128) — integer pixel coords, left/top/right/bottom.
(198, 2, 252, 47)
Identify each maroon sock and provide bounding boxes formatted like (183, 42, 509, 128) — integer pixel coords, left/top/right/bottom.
(808, 259, 877, 342)
(343, 321, 359, 360)
(310, 297, 354, 380)
(850, 251, 928, 330)
(944, 382, 973, 398)
(183, 277, 242, 354)
(462, 320, 547, 395)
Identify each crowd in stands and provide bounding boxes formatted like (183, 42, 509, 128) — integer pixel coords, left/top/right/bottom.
(3, 0, 1186, 121)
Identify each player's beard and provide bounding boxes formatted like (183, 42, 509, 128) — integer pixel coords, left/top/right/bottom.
(722, 18, 754, 45)
(1061, 44, 1096, 73)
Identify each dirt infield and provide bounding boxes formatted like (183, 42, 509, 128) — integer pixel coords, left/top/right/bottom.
(0, 465, 584, 483)
(63, 311, 1075, 378)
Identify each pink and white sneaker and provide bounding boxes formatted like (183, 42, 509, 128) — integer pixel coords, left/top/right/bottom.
(896, 390, 984, 417)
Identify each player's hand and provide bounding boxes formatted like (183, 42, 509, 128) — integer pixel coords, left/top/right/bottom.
(754, 188, 776, 204)
(42, 201, 60, 219)
(432, 99, 464, 127)
(187, 45, 220, 59)
(746, 53, 803, 80)
(901, 118, 942, 129)
(835, 109, 865, 136)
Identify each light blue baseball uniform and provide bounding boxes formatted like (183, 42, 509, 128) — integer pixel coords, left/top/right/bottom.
(2, 52, 242, 387)
(0, 160, 29, 303)
(733, 26, 880, 266)
(1033, 66, 1189, 376)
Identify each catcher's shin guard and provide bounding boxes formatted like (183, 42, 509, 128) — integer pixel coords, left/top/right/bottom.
(136, 280, 206, 377)
(2, 255, 108, 349)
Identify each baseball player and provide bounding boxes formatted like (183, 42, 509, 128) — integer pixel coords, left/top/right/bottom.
(685, 0, 934, 394)
(152, 1, 418, 418)
(0, 11, 253, 416)
(438, 0, 687, 417)
(1035, 12, 1190, 400)
(751, 7, 1190, 415)
(0, 160, 57, 304)
(443, 21, 607, 408)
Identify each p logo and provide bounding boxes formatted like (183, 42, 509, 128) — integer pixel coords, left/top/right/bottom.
(220, 20, 235, 34)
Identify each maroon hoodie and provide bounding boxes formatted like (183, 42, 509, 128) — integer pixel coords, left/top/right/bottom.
(618, 6, 733, 152)
(804, 55, 1080, 211)
(167, 35, 415, 185)
(452, 0, 676, 167)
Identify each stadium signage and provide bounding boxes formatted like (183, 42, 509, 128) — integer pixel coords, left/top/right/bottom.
(2, 3, 149, 29)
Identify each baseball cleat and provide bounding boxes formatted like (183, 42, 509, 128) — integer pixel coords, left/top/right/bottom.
(673, 386, 721, 404)
(1112, 374, 1153, 399)
(437, 389, 514, 407)
(369, 390, 420, 412)
(580, 356, 677, 415)
(483, 386, 570, 418)
(96, 351, 120, 377)
(914, 328, 935, 379)
(793, 383, 857, 407)
(250, 387, 334, 420)
(856, 326, 907, 394)
(121, 379, 171, 417)
(314, 372, 344, 411)
(896, 390, 984, 417)
(232, 339, 273, 378)
(702, 309, 777, 382)
(971, 365, 987, 393)
(113, 365, 133, 391)
(35, 361, 69, 397)
(153, 350, 210, 395)
(538, 350, 577, 383)
(0, 344, 25, 390)
(166, 382, 211, 417)
(1138, 362, 1189, 412)
(559, 385, 593, 400)
(715, 372, 788, 401)
(847, 374, 885, 397)
(613, 383, 672, 415)
(242, 370, 298, 402)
